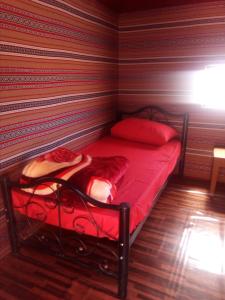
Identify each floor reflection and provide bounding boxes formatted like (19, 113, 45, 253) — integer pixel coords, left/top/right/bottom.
(181, 211, 225, 275)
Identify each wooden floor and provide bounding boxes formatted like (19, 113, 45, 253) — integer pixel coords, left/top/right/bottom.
(0, 178, 225, 300)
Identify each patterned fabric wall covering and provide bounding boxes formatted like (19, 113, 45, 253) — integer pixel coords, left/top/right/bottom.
(0, 0, 118, 259)
(0, 0, 118, 172)
(118, 0, 225, 182)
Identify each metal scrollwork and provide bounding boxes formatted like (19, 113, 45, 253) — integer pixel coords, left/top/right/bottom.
(11, 179, 119, 278)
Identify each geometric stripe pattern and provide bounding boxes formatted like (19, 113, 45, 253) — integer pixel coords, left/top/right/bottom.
(1, 3, 116, 43)
(0, 122, 109, 170)
(0, 42, 118, 63)
(1, 0, 118, 173)
(1, 108, 110, 146)
(119, 0, 225, 182)
(0, 91, 117, 113)
(0, 2, 117, 31)
(0, 0, 118, 259)
(32, 0, 118, 30)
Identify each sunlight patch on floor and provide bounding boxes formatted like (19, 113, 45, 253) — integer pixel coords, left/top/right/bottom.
(180, 212, 225, 275)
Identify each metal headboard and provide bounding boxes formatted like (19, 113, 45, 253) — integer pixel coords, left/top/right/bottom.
(118, 105, 189, 177)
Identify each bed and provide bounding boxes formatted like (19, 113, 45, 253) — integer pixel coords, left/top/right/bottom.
(2, 105, 189, 299)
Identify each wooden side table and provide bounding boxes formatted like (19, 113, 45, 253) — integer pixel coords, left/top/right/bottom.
(210, 147, 225, 193)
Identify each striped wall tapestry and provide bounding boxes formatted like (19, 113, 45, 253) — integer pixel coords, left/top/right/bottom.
(1, 0, 225, 259)
(119, 0, 225, 182)
(0, 0, 118, 258)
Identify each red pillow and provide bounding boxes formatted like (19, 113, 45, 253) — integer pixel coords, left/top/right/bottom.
(70, 156, 129, 204)
(111, 118, 178, 146)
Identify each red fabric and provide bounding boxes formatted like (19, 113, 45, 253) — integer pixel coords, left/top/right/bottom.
(111, 118, 178, 146)
(38, 147, 79, 162)
(12, 137, 181, 240)
(20, 154, 91, 195)
(70, 156, 129, 191)
(70, 156, 129, 203)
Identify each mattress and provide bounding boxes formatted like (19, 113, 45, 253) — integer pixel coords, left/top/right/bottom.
(12, 136, 181, 240)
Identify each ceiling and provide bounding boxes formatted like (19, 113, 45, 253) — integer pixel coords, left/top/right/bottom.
(99, 0, 218, 13)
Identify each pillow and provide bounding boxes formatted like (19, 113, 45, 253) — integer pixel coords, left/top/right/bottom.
(70, 156, 129, 204)
(21, 147, 92, 195)
(111, 117, 178, 146)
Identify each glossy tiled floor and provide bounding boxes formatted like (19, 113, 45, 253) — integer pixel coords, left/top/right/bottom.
(0, 178, 225, 299)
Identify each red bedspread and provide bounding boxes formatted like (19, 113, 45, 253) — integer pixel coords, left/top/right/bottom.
(12, 137, 181, 240)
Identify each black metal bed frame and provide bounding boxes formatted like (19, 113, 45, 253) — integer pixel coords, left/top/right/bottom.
(1, 105, 189, 299)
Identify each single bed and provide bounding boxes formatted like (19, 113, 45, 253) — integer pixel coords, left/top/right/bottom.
(2, 105, 189, 299)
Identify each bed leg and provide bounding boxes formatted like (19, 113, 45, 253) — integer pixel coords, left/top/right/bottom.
(179, 112, 189, 177)
(118, 203, 130, 299)
(1, 176, 19, 254)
